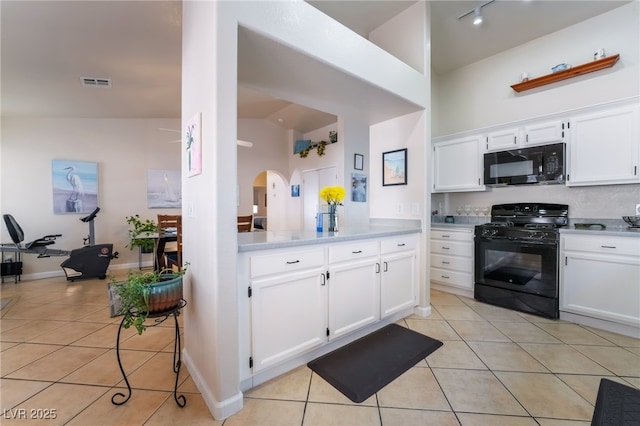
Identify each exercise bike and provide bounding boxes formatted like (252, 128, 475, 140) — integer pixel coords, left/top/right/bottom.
(2, 207, 118, 282)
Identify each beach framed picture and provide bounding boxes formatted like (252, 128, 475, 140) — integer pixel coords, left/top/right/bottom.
(382, 148, 407, 186)
(51, 159, 98, 214)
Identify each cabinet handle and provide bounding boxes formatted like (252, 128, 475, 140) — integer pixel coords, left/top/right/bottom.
(441, 275, 450, 279)
(376, 263, 380, 273)
(441, 235, 450, 238)
(321, 273, 326, 286)
(352, 250, 362, 254)
(286, 260, 300, 264)
(513, 136, 517, 144)
(397, 243, 406, 247)
(383, 262, 388, 272)
(442, 246, 450, 250)
(441, 261, 450, 264)
(601, 245, 616, 249)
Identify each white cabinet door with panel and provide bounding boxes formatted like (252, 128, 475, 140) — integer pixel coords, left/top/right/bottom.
(560, 234, 640, 332)
(524, 120, 566, 146)
(250, 269, 327, 372)
(379, 235, 418, 318)
(486, 127, 519, 151)
(567, 104, 640, 186)
(249, 248, 326, 372)
(432, 135, 484, 192)
(430, 227, 474, 297)
(327, 241, 380, 340)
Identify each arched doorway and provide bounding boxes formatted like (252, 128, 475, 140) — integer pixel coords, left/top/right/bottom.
(252, 170, 288, 231)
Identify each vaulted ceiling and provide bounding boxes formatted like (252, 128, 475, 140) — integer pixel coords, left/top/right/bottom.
(1, 1, 631, 133)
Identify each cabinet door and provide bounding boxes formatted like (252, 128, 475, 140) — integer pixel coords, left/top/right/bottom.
(328, 257, 380, 340)
(561, 253, 640, 327)
(380, 251, 416, 318)
(433, 136, 484, 192)
(486, 128, 519, 151)
(567, 104, 640, 186)
(524, 120, 565, 146)
(251, 269, 326, 371)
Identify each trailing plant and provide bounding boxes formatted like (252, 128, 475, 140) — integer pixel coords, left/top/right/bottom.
(112, 265, 188, 335)
(125, 214, 158, 252)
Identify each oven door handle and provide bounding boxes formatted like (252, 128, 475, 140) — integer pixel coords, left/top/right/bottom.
(476, 237, 557, 247)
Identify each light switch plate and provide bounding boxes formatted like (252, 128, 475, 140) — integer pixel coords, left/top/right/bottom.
(636, 203, 640, 215)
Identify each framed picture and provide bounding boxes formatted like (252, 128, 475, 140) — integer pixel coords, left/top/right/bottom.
(147, 169, 182, 208)
(52, 159, 98, 214)
(354, 153, 364, 170)
(351, 173, 367, 202)
(382, 148, 407, 186)
(291, 184, 300, 197)
(186, 113, 202, 177)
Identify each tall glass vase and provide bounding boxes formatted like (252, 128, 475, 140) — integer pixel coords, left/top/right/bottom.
(328, 204, 338, 232)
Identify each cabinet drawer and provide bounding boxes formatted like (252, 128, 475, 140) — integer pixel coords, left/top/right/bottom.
(430, 267, 473, 290)
(381, 235, 418, 254)
(430, 240, 473, 257)
(563, 235, 640, 257)
(251, 248, 325, 278)
(329, 240, 379, 263)
(431, 228, 473, 242)
(430, 254, 472, 273)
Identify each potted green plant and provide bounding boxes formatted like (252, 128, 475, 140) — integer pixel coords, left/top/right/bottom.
(111, 265, 187, 334)
(125, 214, 157, 253)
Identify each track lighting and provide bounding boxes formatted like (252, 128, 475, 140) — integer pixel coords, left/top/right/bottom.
(473, 7, 483, 25)
(457, 0, 494, 25)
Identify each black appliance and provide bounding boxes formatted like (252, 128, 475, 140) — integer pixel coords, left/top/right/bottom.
(484, 143, 565, 185)
(474, 203, 568, 319)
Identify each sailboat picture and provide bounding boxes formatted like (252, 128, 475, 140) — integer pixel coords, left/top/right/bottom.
(147, 169, 182, 208)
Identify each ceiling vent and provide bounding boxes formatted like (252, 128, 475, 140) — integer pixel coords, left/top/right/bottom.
(81, 77, 111, 88)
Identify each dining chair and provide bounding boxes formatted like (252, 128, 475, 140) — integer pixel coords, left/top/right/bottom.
(237, 215, 253, 232)
(157, 214, 182, 270)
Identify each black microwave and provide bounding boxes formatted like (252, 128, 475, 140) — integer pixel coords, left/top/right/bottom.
(483, 143, 565, 185)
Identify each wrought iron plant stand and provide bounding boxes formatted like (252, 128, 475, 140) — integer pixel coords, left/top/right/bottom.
(111, 299, 188, 407)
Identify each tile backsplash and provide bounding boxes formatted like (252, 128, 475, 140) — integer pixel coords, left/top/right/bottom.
(433, 183, 640, 219)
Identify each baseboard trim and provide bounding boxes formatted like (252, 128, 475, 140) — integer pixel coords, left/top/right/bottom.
(182, 349, 244, 420)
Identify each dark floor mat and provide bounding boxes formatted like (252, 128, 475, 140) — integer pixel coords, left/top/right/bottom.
(591, 378, 640, 425)
(307, 323, 443, 403)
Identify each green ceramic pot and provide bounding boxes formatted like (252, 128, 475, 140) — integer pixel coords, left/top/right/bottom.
(146, 275, 183, 313)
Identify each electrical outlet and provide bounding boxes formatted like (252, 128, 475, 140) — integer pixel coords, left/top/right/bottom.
(636, 203, 640, 215)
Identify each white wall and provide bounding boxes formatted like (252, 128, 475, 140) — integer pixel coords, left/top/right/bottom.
(1, 117, 180, 278)
(435, 2, 639, 135)
(237, 118, 289, 216)
(432, 2, 640, 219)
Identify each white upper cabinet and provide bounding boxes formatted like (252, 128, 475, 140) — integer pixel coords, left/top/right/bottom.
(486, 128, 519, 151)
(524, 120, 566, 146)
(432, 135, 484, 192)
(567, 103, 640, 186)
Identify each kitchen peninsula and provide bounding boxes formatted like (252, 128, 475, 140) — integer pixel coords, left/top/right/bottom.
(237, 220, 422, 390)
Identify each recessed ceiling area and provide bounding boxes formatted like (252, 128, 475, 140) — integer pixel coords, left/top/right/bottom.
(238, 86, 338, 134)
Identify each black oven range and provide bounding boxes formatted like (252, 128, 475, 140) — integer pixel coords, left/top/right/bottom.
(474, 203, 569, 319)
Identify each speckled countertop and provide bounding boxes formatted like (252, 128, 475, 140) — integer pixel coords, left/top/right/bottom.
(238, 219, 422, 252)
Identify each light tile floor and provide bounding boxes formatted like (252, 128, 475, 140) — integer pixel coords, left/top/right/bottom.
(2, 276, 639, 425)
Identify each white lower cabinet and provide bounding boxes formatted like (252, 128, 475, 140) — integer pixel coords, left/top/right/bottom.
(560, 234, 640, 329)
(250, 269, 326, 372)
(328, 241, 380, 340)
(430, 227, 474, 296)
(244, 233, 420, 379)
(380, 235, 418, 318)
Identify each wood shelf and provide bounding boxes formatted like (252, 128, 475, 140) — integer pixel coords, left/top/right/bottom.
(511, 54, 620, 93)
